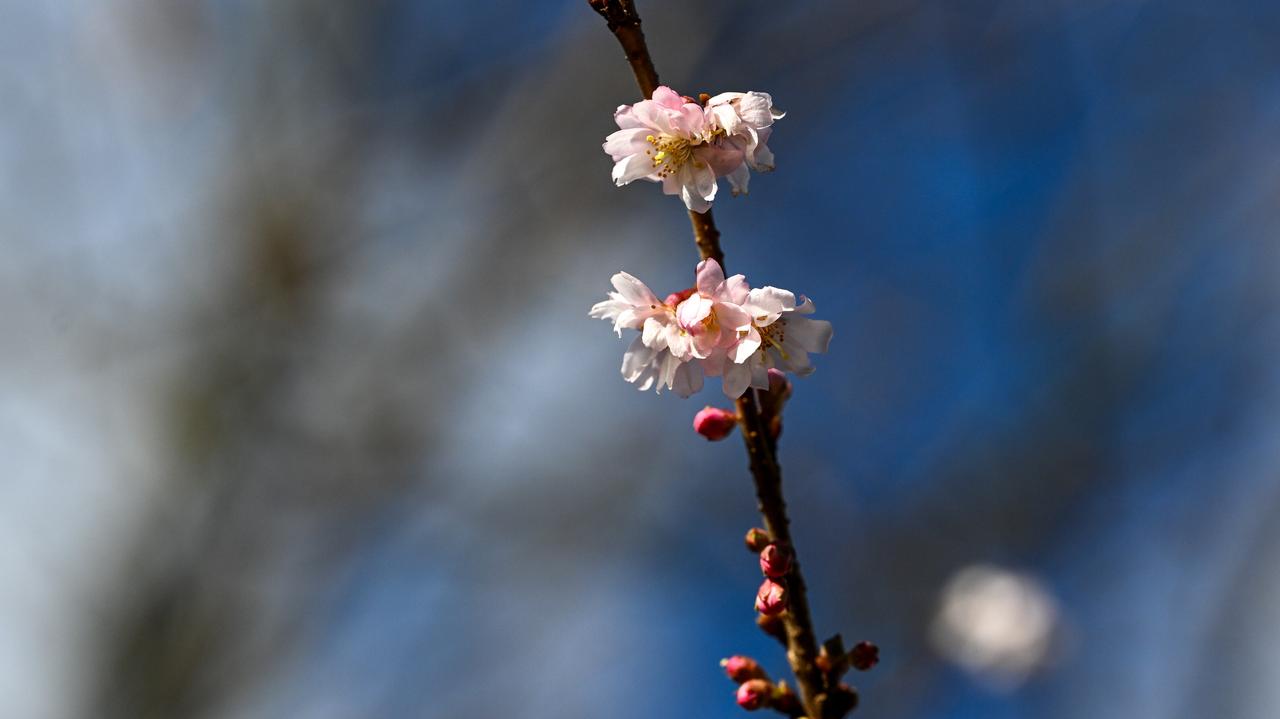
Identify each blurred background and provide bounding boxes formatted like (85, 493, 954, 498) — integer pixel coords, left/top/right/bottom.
(3, 1, 1279, 717)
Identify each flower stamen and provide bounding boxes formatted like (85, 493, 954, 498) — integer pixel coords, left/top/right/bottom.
(759, 320, 789, 360)
(646, 133, 696, 176)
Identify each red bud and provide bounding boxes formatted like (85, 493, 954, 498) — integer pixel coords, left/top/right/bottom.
(735, 679, 772, 710)
(850, 641, 879, 671)
(721, 655, 766, 683)
(693, 406, 738, 441)
(755, 578, 788, 616)
(759, 543, 793, 578)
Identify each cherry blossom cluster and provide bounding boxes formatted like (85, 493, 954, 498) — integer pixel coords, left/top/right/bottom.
(589, 258, 832, 398)
(728, 528, 878, 716)
(604, 86, 783, 212)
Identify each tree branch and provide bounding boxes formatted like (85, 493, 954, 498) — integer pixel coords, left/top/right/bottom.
(588, 1, 832, 716)
(587, 0, 660, 98)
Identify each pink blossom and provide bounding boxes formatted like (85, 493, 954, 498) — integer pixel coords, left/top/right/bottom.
(603, 86, 783, 213)
(591, 261, 829, 400)
(590, 271, 702, 396)
(588, 271, 666, 337)
(675, 259, 751, 359)
(704, 91, 784, 196)
(723, 287, 833, 399)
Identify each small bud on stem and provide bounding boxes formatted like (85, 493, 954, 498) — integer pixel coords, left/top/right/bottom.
(849, 641, 879, 671)
(759, 543, 793, 578)
(744, 527, 771, 553)
(721, 655, 767, 683)
(693, 406, 738, 441)
(755, 578, 788, 616)
(736, 678, 773, 711)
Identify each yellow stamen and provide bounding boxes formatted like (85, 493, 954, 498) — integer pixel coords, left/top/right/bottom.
(758, 320, 790, 360)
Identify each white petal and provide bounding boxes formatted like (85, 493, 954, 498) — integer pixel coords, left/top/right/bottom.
(786, 316, 832, 354)
(657, 350, 682, 392)
(589, 297, 625, 321)
(651, 86, 684, 108)
(705, 91, 746, 107)
(722, 362, 752, 399)
(736, 92, 775, 128)
(642, 316, 668, 350)
(635, 369, 657, 392)
(699, 349, 728, 377)
(744, 286, 797, 324)
(612, 153, 656, 186)
(781, 344, 814, 376)
(709, 103, 742, 135)
(733, 328, 761, 364)
(682, 189, 710, 213)
(750, 361, 771, 389)
(715, 301, 751, 333)
(726, 163, 750, 196)
(677, 294, 713, 329)
(611, 272, 659, 307)
(603, 128, 652, 159)
(671, 361, 704, 398)
(666, 329, 696, 361)
(621, 337, 656, 383)
(690, 328, 719, 360)
(631, 99, 673, 134)
(613, 308, 644, 335)
(749, 135, 775, 172)
(691, 164, 718, 203)
(613, 104, 643, 130)
(695, 259, 725, 296)
(720, 274, 750, 305)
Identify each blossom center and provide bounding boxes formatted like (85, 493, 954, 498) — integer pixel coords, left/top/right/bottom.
(757, 319, 790, 359)
(645, 133, 701, 177)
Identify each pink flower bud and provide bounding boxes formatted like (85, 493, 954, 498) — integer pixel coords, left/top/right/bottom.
(759, 543, 793, 579)
(850, 641, 879, 671)
(755, 578, 787, 616)
(720, 655, 766, 683)
(735, 678, 772, 711)
(693, 406, 737, 441)
(744, 527, 771, 553)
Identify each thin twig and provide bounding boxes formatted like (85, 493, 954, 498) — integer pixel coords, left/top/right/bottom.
(736, 389, 825, 717)
(588, 2, 830, 716)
